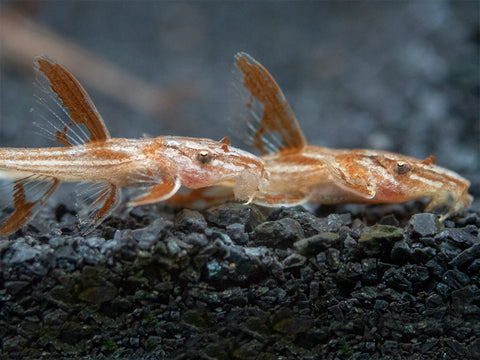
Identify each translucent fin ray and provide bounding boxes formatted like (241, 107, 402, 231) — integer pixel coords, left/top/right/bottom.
(0, 175, 60, 236)
(33, 56, 110, 146)
(76, 182, 121, 234)
(234, 52, 307, 154)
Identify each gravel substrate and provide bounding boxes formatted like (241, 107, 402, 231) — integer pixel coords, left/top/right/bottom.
(1, 200, 479, 359)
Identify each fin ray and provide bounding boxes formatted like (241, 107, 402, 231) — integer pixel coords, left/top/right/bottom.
(76, 182, 121, 234)
(234, 52, 307, 154)
(33, 56, 110, 146)
(0, 175, 60, 236)
(128, 177, 181, 207)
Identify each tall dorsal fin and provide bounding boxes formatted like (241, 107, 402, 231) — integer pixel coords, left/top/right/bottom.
(34, 56, 110, 146)
(235, 52, 307, 155)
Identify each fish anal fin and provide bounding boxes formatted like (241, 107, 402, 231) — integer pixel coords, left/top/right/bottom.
(327, 155, 376, 199)
(128, 177, 181, 207)
(34, 56, 110, 146)
(235, 52, 307, 154)
(0, 175, 60, 236)
(76, 182, 121, 234)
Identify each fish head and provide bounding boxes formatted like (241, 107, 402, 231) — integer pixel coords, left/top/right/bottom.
(161, 136, 268, 200)
(364, 152, 472, 216)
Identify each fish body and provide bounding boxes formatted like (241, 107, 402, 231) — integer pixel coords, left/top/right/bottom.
(0, 56, 266, 235)
(193, 52, 471, 218)
(0, 137, 263, 189)
(259, 146, 471, 215)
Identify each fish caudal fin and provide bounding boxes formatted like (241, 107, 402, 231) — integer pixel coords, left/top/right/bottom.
(33, 56, 110, 146)
(0, 175, 60, 236)
(234, 52, 307, 155)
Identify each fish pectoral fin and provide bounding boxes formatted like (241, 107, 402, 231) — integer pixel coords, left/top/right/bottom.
(128, 177, 181, 207)
(0, 175, 60, 236)
(327, 157, 376, 199)
(76, 182, 121, 234)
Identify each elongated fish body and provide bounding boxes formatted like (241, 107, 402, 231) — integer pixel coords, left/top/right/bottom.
(234, 52, 472, 217)
(174, 53, 472, 218)
(0, 137, 264, 188)
(0, 57, 266, 236)
(260, 147, 471, 213)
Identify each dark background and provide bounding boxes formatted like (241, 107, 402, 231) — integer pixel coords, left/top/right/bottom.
(1, 0, 478, 198)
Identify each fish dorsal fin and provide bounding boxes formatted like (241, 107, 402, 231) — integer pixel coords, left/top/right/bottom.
(326, 154, 377, 199)
(235, 52, 307, 155)
(33, 56, 110, 146)
(422, 155, 436, 166)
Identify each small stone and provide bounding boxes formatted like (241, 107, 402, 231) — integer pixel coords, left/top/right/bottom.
(325, 213, 352, 232)
(282, 253, 307, 268)
(77, 245, 102, 265)
(468, 338, 480, 360)
(442, 269, 470, 289)
(226, 223, 249, 245)
(48, 237, 65, 248)
(444, 338, 466, 356)
(78, 284, 117, 304)
(382, 340, 398, 355)
(358, 225, 404, 256)
(451, 285, 480, 306)
(7, 242, 40, 264)
(85, 237, 106, 248)
(409, 213, 441, 237)
(378, 214, 400, 227)
(326, 248, 341, 270)
(383, 265, 429, 294)
(425, 294, 443, 307)
(174, 209, 207, 232)
(361, 258, 378, 285)
(184, 233, 209, 247)
(435, 228, 479, 247)
(204, 203, 265, 231)
(449, 243, 480, 269)
(129, 337, 140, 347)
(253, 218, 304, 249)
(468, 259, 480, 273)
(133, 219, 171, 249)
(293, 232, 340, 256)
(390, 240, 413, 264)
(5, 281, 30, 295)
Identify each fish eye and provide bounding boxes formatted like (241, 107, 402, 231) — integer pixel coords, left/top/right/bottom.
(196, 150, 214, 164)
(395, 161, 410, 174)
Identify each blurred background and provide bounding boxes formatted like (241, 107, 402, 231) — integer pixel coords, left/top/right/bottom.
(0, 1, 478, 197)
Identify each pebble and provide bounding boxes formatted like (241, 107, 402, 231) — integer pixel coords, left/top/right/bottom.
(174, 209, 207, 232)
(409, 213, 441, 238)
(442, 270, 470, 290)
(253, 218, 304, 248)
(293, 232, 340, 256)
(449, 243, 480, 269)
(358, 225, 404, 257)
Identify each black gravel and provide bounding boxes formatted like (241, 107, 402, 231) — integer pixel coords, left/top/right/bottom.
(1, 201, 479, 359)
